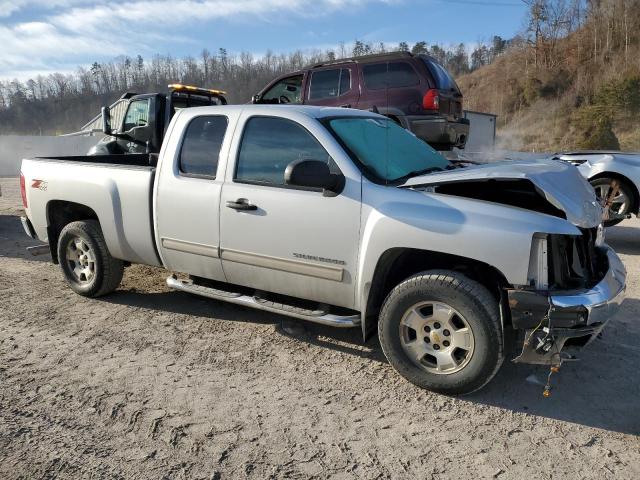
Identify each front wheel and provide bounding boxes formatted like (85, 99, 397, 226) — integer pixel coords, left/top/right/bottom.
(378, 270, 504, 395)
(57, 220, 124, 297)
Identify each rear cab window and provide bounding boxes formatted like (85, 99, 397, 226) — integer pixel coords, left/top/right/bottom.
(179, 116, 228, 177)
(362, 62, 420, 90)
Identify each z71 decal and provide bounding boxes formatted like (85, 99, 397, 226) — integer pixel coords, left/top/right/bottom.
(31, 179, 48, 191)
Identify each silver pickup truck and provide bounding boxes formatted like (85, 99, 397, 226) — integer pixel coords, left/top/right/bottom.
(19, 105, 626, 394)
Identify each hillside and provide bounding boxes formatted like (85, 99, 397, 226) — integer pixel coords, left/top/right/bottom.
(457, 1, 640, 152)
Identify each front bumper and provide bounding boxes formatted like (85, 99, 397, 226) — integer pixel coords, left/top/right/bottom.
(508, 246, 626, 365)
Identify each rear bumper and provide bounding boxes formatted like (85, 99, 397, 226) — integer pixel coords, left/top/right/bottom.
(508, 246, 626, 365)
(404, 115, 470, 149)
(21, 215, 36, 239)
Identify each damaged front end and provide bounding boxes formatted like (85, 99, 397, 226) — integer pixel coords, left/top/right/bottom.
(401, 159, 626, 369)
(508, 234, 626, 366)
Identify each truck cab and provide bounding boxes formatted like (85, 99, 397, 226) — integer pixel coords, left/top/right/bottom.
(89, 84, 227, 156)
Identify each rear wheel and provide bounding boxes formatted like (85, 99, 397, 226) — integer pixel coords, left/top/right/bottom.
(57, 220, 123, 297)
(591, 177, 636, 227)
(378, 270, 503, 395)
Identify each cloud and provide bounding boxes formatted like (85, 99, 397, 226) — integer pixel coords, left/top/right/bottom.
(0, 0, 398, 81)
(0, 1, 24, 17)
(0, 21, 122, 75)
(49, 0, 395, 32)
(0, 0, 96, 18)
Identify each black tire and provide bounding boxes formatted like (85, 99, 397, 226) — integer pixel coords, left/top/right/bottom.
(378, 270, 504, 395)
(57, 220, 124, 297)
(590, 177, 636, 227)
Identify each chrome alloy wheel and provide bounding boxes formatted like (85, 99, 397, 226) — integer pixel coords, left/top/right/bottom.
(594, 181, 630, 217)
(65, 237, 96, 283)
(399, 301, 475, 375)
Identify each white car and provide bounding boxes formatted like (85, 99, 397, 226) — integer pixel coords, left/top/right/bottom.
(552, 151, 640, 226)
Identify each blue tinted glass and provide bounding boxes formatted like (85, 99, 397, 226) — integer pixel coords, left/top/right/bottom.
(329, 117, 449, 181)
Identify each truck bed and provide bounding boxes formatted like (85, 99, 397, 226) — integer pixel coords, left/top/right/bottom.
(21, 156, 161, 267)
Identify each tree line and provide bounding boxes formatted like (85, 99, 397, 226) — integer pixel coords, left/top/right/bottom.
(0, 39, 509, 135)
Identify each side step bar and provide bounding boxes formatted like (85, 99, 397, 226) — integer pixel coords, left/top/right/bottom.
(166, 275, 360, 328)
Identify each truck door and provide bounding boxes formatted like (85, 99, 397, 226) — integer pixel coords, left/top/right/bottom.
(218, 113, 361, 309)
(154, 112, 232, 281)
(305, 64, 360, 108)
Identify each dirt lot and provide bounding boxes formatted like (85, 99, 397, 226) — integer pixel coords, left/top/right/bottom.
(1, 176, 639, 479)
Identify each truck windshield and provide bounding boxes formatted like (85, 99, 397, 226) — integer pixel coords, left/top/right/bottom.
(327, 117, 450, 183)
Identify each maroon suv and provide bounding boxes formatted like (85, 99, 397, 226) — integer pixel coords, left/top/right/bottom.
(252, 52, 469, 150)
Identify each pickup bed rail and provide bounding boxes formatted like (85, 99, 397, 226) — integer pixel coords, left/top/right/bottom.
(35, 154, 157, 167)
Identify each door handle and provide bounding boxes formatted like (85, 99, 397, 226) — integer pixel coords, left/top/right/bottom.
(340, 104, 352, 108)
(226, 198, 257, 211)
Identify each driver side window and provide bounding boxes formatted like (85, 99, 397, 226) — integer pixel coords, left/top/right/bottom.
(235, 116, 332, 186)
(261, 75, 303, 104)
(122, 99, 150, 131)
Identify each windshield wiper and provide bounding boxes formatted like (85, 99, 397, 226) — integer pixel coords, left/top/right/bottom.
(393, 166, 444, 183)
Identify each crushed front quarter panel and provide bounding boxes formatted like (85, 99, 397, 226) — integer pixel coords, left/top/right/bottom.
(402, 159, 603, 228)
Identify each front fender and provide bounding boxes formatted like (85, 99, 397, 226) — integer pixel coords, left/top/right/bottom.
(356, 184, 580, 315)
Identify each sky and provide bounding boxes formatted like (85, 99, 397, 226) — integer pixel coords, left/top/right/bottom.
(0, 0, 529, 82)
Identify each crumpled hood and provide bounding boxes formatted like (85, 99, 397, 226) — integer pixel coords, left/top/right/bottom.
(402, 159, 603, 228)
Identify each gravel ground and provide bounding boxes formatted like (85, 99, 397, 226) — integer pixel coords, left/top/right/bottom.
(1, 176, 639, 479)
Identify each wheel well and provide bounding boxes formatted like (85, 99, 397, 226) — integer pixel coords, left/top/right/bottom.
(363, 248, 510, 338)
(590, 172, 640, 213)
(46, 201, 99, 264)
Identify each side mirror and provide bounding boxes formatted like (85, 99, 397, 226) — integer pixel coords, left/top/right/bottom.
(101, 106, 112, 135)
(284, 160, 342, 193)
(251, 94, 261, 104)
